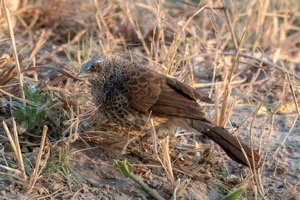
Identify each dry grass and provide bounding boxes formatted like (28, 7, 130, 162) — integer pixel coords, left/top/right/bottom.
(0, 0, 299, 199)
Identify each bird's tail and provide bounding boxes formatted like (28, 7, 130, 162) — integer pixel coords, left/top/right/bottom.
(190, 119, 262, 169)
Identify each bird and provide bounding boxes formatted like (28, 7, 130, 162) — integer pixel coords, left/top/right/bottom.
(80, 54, 262, 169)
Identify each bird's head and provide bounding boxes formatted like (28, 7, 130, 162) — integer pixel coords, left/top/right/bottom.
(79, 55, 118, 82)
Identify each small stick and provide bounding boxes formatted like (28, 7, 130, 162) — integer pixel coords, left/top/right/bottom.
(2, 120, 27, 180)
(1, 0, 26, 106)
(28, 125, 48, 193)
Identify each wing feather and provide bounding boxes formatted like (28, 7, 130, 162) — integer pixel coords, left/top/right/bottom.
(125, 66, 211, 122)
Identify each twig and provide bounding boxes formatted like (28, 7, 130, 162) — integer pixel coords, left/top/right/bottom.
(223, 6, 238, 50)
(12, 118, 26, 179)
(28, 125, 49, 193)
(2, 120, 27, 180)
(286, 73, 300, 117)
(2, 0, 26, 106)
(219, 1, 258, 127)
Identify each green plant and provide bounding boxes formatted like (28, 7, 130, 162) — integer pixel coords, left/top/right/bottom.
(222, 183, 249, 200)
(44, 146, 82, 186)
(13, 86, 50, 135)
(115, 160, 164, 200)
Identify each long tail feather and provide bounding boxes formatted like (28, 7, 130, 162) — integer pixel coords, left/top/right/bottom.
(191, 119, 261, 169)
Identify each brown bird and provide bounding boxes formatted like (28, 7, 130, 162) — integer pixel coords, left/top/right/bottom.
(80, 54, 261, 169)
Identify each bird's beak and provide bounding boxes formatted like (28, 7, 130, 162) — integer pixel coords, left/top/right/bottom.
(78, 56, 103, 78)
(78, 58, 96, 78)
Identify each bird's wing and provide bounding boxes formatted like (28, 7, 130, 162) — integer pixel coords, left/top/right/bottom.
(126, 66, 211, 121)
(125, 66, 164, 112)
(165, 77, 212, 103)
(150, 80, 210, 120)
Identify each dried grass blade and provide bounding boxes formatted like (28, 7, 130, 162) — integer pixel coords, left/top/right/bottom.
(2, 120, 27, 180)
(12, 118, 26, 179)
(28, 125, 48, 193)
(1, 0, 25, 105)
(22, 66, 81, 81)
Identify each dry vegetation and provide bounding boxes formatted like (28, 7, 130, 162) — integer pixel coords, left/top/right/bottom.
(0, 0, 300, 199)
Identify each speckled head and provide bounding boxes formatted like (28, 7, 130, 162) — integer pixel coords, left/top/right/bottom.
(80, 56, 103, 74)
(79, 54, 124, 83)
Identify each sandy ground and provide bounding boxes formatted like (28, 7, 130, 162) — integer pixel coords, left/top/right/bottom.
(72, 106, 300, 200)
(1, 106, 298, 199)
(55, 107, 300, 199)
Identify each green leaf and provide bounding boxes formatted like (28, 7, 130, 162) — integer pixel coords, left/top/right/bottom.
(12, 86, 50, 135)
(19, 121, 29, 134)
(115, 160, 133, 177)
(190, 0, 201, 5)
(222, 183, 248, 200)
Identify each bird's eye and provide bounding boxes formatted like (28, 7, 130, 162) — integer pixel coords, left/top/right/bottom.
(89, 64, 98, 72)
